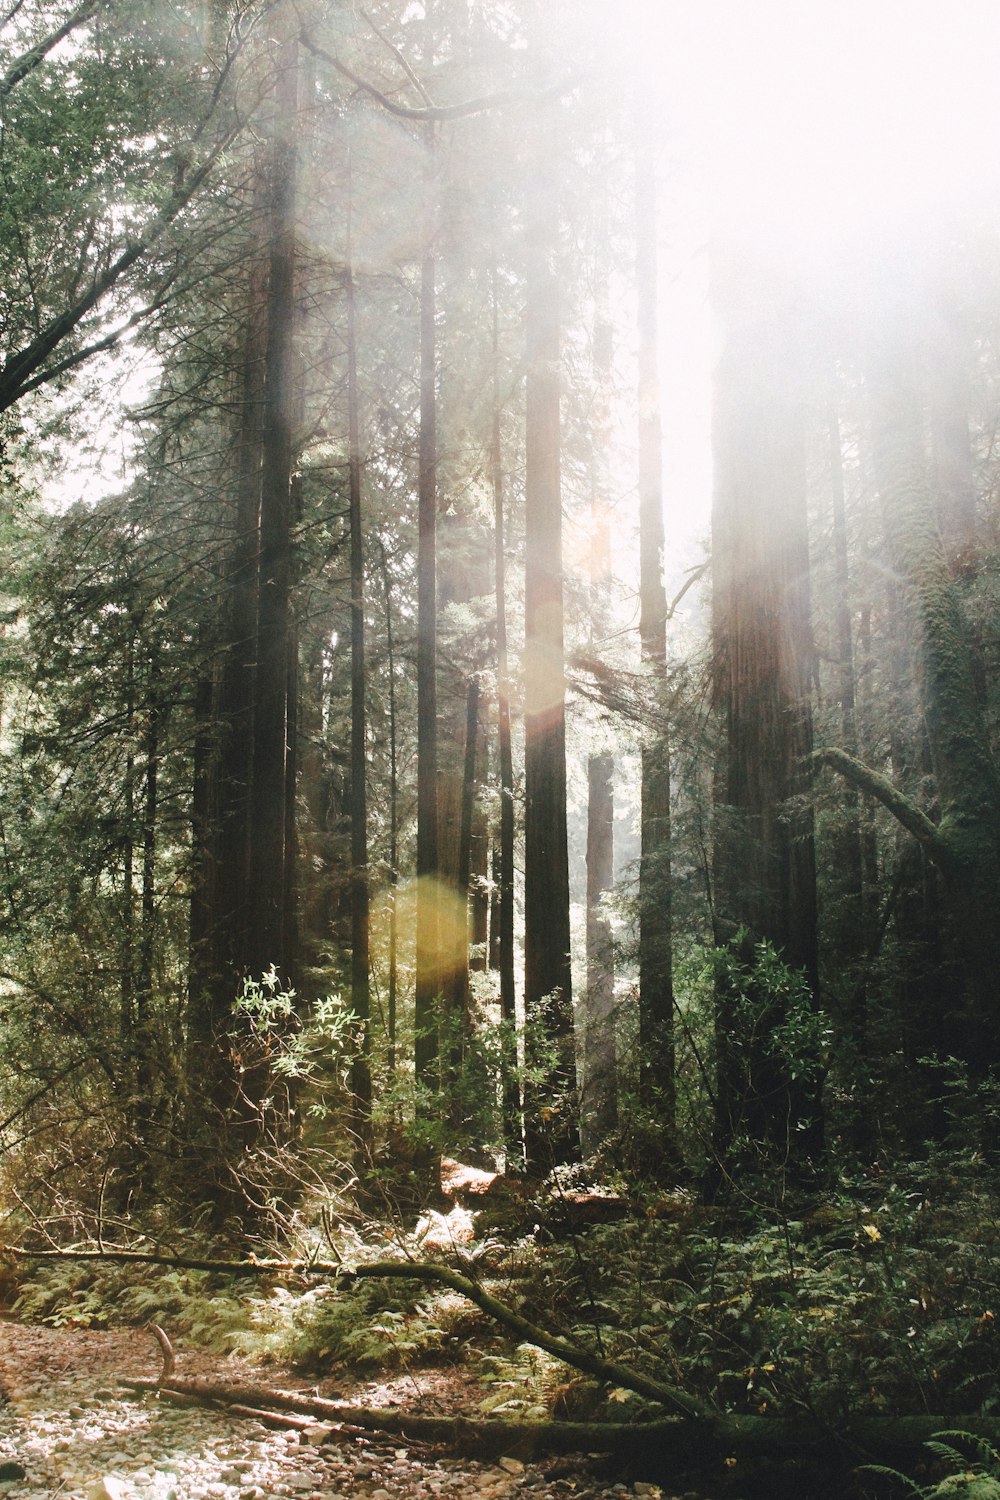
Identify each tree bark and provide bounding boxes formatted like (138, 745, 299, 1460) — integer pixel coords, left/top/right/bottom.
(821, 312, 1000, 1084)
(415, 121, 441, 1095)
(346, 187, 371, 1150)
(247, 18, 299, 988)
(825, 409, 870, 1060)
(710, 249, 822, 1168)
(635, 134, 675, 1144)
(581, 179, 616, 1154)
(490, 260, 521, 1161)
(522, 102, 576, 1174)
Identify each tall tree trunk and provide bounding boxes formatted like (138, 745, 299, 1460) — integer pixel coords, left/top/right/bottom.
(584, 750, 615, 1151)
(927, 295, 979, 571)
(447, 677, 480, 1134)
(185, 178, 266, 1163)
(826, 409, 869, 1059)
(378, 539, 400, 1081)
(491, 266, 520, 1160)
(121, 625, 136, 1055)
(522, 106, 576, 1174)
(134, 658, 160, 1163)
(849, 311, 1000, 1083)
(581, 191, 616, 1154)
(347, 209, 371, 1150)
(635, 135, 675, 1147)
(187, 652, 217, 1048)
(414, 121, 441, 1095)
(710, 250, 822, 1172)
(248, 20, 299, 988)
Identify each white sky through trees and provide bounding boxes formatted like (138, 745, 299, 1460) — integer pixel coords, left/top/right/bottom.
(610, 0, 1000, 558)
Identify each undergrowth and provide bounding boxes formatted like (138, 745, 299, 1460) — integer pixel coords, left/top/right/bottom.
(6, 1152, 1000, 1431)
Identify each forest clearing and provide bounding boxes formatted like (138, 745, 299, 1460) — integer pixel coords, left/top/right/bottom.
(2, 0, 1000, 1496)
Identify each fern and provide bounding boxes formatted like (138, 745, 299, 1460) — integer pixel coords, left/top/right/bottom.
(863, 1431, 1000, 1499)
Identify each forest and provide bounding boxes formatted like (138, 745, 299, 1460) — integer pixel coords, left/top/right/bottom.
(2, 1, 1000, 1496)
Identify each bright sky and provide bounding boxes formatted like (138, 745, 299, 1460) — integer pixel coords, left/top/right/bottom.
(603, 0, 1000, 555)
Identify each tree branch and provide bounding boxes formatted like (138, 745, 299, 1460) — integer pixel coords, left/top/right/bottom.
(0, 0, 97, 102)
(814, 747, 954, 865)
(299, 29, 576, 122)
(345, 1259, 709, 1420)
(0, 123, 240, 413)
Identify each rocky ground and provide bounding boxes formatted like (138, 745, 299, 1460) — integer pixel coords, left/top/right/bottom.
(0, 1323, 707, 1500)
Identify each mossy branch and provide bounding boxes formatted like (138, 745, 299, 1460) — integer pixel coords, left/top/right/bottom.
(344, 1259, 709, 1420)
(814, 747, 953, 865)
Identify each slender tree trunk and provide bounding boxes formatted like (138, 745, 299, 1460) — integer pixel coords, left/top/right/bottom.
(635, 135, 675, 1146)
(581, 193, 616, 1153)
(522, 105, 576, 1173)
(197, 187, 268, 1041)
(491, 269, 520, 1159)
(121, 626, 136, 1054)
(379, 540, 400, 1080)
(187, 653, 217, 1045)
(414, 121, 440, 1095)
(346, 192, 371, 1149)
(827, 409, 869, 1057)
(584, 751, 615, 1150)
(469, 714, 490, 976)
(448, 676, 480, 1133)
(135, 659, 159, 1160)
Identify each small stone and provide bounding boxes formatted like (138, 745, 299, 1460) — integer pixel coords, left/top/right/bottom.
(499, 1457, 525, 1476)
(371, 1490, 392, 1500)
(634, 1487, 662, 1499)
(240, 1489, 267, 1500)
(86, 1480, 128, 1500)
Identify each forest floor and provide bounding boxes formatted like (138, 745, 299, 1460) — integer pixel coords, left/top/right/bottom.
(0, 1321, 706, 1500)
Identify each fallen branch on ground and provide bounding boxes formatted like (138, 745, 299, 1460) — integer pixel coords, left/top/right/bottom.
(15, 1244, 1000, 1467)
(119, 1371, 1000, 1466)
(344, 1259, 708, 1419)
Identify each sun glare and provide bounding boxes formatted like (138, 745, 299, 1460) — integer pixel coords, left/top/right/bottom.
(575, 0, 1000, 560)
(648, 0, 1000, 266)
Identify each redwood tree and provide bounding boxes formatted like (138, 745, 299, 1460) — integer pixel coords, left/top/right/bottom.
(522, 102, 576, 1172)
(710, 250, 822, 1169)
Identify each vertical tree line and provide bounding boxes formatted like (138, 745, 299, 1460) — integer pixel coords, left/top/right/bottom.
(4, 0, 1000, 1228)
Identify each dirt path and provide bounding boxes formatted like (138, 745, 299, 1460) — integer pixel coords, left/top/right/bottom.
(0, 1323, 685, 1500)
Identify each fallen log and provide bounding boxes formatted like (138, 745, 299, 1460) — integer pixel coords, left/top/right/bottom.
(15, 1242, 1000, 1470)
(3, 1243, 706, 1419)
(118, 1372, 1000, 1467)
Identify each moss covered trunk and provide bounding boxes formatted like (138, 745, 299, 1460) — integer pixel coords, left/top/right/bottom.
(868, 325, 1000, 1078)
